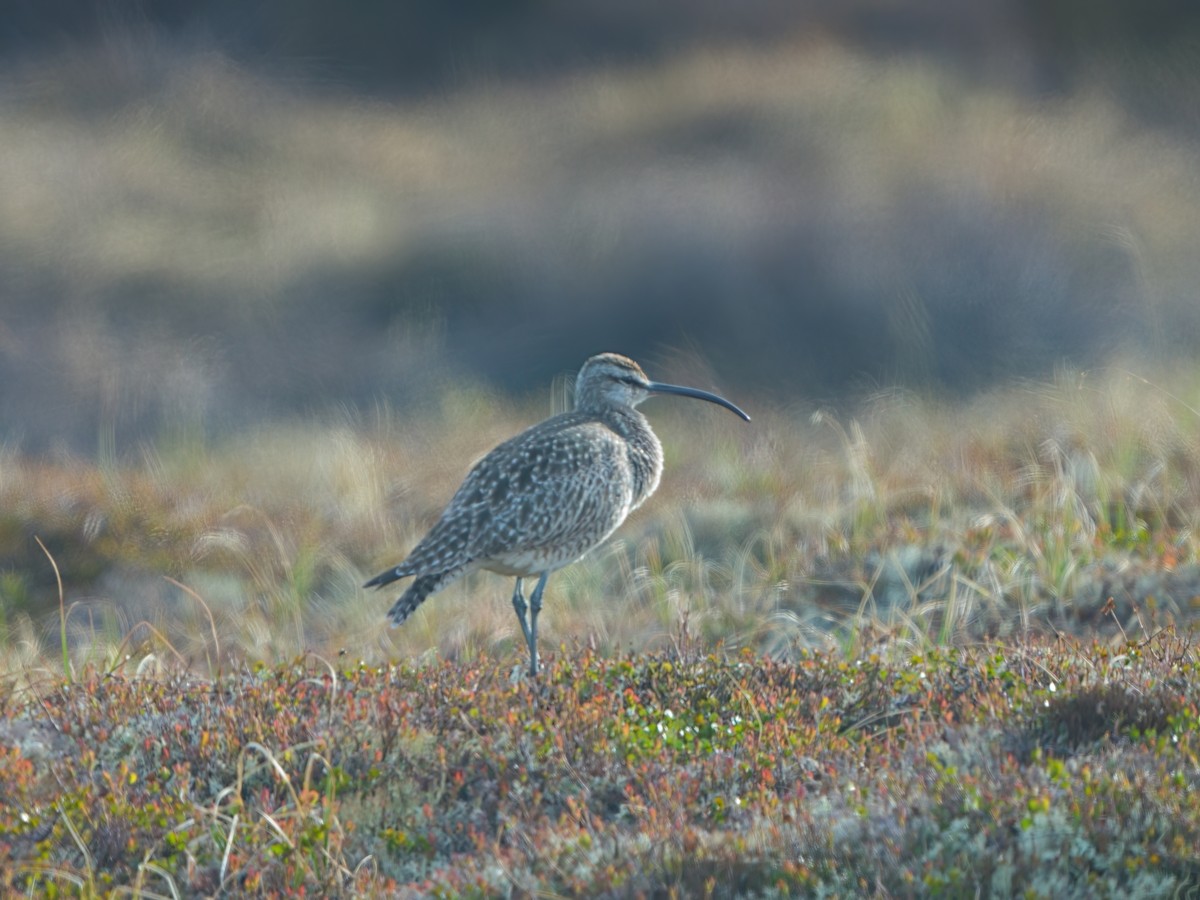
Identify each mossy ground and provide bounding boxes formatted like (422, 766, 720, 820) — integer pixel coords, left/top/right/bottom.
(2, 636, 1200, 897)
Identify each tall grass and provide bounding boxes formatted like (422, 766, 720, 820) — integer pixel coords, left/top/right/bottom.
(1, 362, 1198, 682)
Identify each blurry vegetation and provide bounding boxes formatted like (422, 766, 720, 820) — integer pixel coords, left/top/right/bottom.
(7, 1, 1200, 98)
(1, 2, 1200, 449)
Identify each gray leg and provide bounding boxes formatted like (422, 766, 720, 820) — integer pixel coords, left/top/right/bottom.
(527, 572, 549, 677)
(511, 578, 533, 649)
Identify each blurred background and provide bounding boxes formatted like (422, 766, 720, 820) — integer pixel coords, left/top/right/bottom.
(2, 0, 1199, 449)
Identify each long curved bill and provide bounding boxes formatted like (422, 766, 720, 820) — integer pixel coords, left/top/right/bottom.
(646, 381, 751, 422)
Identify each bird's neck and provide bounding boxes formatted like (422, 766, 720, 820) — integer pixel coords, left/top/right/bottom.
(595, 404, 663, 509)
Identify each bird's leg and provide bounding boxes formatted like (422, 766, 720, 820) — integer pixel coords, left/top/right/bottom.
(527, 572, 549, 677)
(511, 577, 534, 650)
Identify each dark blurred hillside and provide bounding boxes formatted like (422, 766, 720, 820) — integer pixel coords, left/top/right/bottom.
(2, 1, 1200, 451)
(6, 0, 1200, 99)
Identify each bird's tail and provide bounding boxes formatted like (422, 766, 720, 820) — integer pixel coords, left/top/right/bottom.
(385, 567, 466, 626)
(363, 564, 409, 590)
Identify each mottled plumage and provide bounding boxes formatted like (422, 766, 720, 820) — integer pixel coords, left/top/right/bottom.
(365, 352, 749, 675)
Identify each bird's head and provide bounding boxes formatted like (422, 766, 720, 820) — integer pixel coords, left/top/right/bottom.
(574, 353, 750, 421)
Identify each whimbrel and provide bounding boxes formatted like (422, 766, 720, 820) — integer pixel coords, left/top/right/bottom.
(364, 352, 749, 676)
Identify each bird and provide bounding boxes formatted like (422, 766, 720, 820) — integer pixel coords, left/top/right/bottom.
(364, 352, 750, 676)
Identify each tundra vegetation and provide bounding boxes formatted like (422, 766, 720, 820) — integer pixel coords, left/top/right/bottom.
(4, 10, 1200, 896)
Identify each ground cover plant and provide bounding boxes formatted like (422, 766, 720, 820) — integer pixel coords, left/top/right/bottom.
(4, 15, 1200, 894)
(1, 363, 1200, 896)
(3, 636, 1200, 897)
